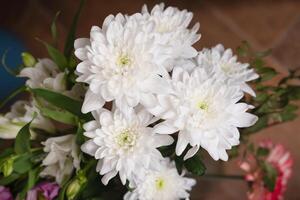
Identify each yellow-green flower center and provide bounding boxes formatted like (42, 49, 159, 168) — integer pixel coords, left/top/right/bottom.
(197, 101, 209, 111)
(117, 55, 132, 67)
(116, 130, 135, 147)
(155, 177, 165, 190)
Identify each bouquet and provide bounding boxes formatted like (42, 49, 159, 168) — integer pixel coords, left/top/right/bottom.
(0, 2, 299, 200)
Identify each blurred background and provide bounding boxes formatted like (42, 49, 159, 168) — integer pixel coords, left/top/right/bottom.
(0, 0, 300, 199)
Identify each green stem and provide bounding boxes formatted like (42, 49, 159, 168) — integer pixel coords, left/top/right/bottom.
(203, 174, 245, 181)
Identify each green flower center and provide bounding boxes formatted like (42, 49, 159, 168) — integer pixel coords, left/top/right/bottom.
(197, 101, 209, 111)
(116, 130, 135, 147)
(117, 55, 132, 67)
(155, 177, 165, 190)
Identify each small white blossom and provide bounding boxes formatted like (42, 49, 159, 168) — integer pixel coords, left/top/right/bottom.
(74, 13, 172, 113)
(148, 67, 258, 161)
(19, 58, 85, 100)
(197, 44, 259, 96)
(40, 134, 80, 185)
(0, 100, 55, 139)
(124, 159, 196, 200)
(141, 3, 200, 71)
(81, 107, 173, 185)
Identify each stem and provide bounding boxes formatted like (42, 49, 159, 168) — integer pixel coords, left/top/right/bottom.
(203, 174, 245, 181)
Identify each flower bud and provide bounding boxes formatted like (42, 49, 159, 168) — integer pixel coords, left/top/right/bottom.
(21, 52, 36, 67)
(1, 157, 14, 177)
(66, 171, 87, 200)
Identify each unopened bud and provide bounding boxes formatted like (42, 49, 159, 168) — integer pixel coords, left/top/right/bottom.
(22, 52, 36, 67)
(66, 171, 87, 200)
(1, 157, 14, 177)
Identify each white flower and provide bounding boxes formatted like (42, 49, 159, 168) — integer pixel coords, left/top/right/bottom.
(40, 134, 80, 185)
(124, 159, 196, 200)
(149, 67, 258, 161)
(19, 58, 67, 92)
(74, 13, 172, 113)
(141, 3, 200, 71)
(0, 100, 55, 139)
(80, 107, 173, 185)
(197, 44, 259, 96)
(19, 58, 85, 100)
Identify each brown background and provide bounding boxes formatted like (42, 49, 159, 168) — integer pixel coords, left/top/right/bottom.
(1, 0, 300, 199)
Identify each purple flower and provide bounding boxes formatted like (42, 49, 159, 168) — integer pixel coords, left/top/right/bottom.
(0, 186, 13, 200)
(26, 182, 59, 200)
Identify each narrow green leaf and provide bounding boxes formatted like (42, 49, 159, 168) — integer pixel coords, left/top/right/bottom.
(51, 11, 61, 46)
(64, 0, 86, 58)
(14, 121, 32, 154)
(13, 153, 33, 174)
(37, 39, 68, 71)
(18, 168, 40, 199)
(262, 162, 277, 191)
(0, 85, 26, 109)
(40, 107, 78, 125)
(0, 172, 20, 185)
(184, 155, 206, 176)
(31, 88, 82, 116)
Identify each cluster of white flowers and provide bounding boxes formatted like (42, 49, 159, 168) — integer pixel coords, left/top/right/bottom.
(76, 3, 258, 199)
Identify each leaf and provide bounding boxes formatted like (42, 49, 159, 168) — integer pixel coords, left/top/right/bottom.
(262, 162, 277, 191)
(236, 41, 250, 57)
(0, 172, 20, 185)
(38, 39, 68, 71)
(31, 88, 88, 119)
(257, 67, 278, 81)
(51, 11, 61, 46)
(287, 86, 300, 100)
(40, 107, 78, 125)
(76, 122, 85, 145)
(64, 0, 86, 58)
(256, 147, 269, 157)
(18, 168, 40, 199)
(0, 85, 27, 109)
(14, 121, 32, 154)
(184, 155, 206, 176)
(13, 153, 33, 174)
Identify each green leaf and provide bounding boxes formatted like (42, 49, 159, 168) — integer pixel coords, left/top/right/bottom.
(256, 147, 269, 157)
(0, 85, 27, 109)
(64, 0, 86, 59)
(31, 88, 89, 119)
(76, 122, 85, 145)
(38, 39, 68, 71)
(287, 86, 300, 100)
(13, 153, 33, 174)
(257, 67, 278, 81)
(0, 172, 20, 185)
(40, 107, 78, 125)
(51, 11, 61, 46)
(14, 121, 32, 154)
(262, 162, 277, 191)
(184, 155, 206, 176)
(18, 167, 40, 199)
(236, 41, 250, 57)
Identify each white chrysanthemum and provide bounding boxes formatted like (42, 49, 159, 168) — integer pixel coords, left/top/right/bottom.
(0, 100, 55, 139)
(124, 159, 196, 200)
(197, 44, 259, 96)
(149, 67, 258, 161)
(19, 58, 85, 100)
(40, 134, 80, 185)
(74, 13, 172, 113)
(81, 108, 173, 185)
(141, 3, 200, 71)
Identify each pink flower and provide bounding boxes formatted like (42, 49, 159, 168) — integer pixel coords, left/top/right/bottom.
(239, 140, 293, 200)
(26, 182, 59, 200)
(0, 186, 13, 200)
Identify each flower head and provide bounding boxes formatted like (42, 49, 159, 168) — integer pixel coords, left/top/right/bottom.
(40, 134, 80, 185)
(0, 186, 13, 200)
(74, 13, 172, 113)
(141, 3, 200, 71)
(149, 67, 258, 161)
(197, 44, 259, 96)
(239, 141, 293, 200)
(124, 159, 196, 200)
(0, 100, 55, 139)
(26, 182, 59, 200)
(81, 107, 173, 185)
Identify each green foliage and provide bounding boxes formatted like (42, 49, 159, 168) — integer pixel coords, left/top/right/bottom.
(40, 106, 79, 125)
(64, 0, 86, 59)
(184, 155, 206, 176)
(51, 11, 61, 46)
(261, 162, 278, 192)
(14, 121, 32, 154)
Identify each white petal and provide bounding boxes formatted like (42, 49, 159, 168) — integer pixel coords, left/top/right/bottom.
(81, 89, 105, 113)
(153, 121, 178, 134)
(184, 145, 199, 160)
